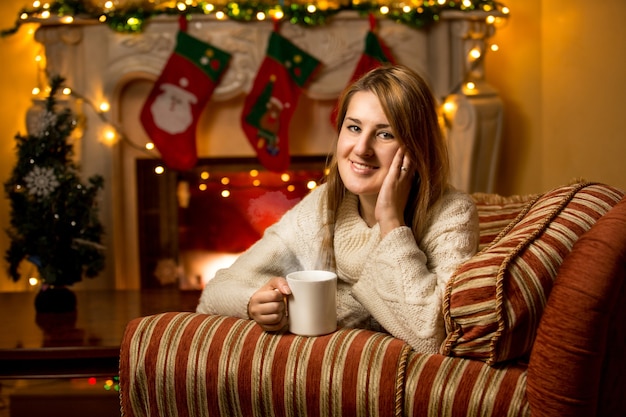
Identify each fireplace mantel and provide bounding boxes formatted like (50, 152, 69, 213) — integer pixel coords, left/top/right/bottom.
(32, 11, 503, 289)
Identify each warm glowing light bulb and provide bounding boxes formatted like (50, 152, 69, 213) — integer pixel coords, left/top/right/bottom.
(287, 185, 295, 192)
(221, 190, 231, 198)
(61, 16, 74, 24)
(99, 101, 110, 112)
(177, 2, 187, 11)
(252, 179, 261, 187)
(443, 100, 456, 114)
(28, 277, 39, 286)
(221, 177, 230, 185)
(249, 169, 259, 177)
(307, 5, 316, 13)
(462, 0, 471, 7)
(307, 180, 317, 190)
(469, 48, 481, 60)
(32, 87, 41, 96)
(20, 12, 28, 20)
(486, 15, 496, 25)
(502, 7, 510, 15)
(34, 54, 42, 62)
(204, 3, 214, 12)
(200, 171, 210, 180)
(274, 10, 284, 19)
(154, 166, 165, 175)
(379, 6, 389, 14)
(199, 183, 208, 191)
(402, 5, 411, 13)
(32, 1, 41, 7)
(466, 81, 476, 90)
(490, 44, 499, 52)
(103, 128, 116, 144)
(280, 173, 290, 182)
(145, 142, 155, 150)
(62, 87, 72, 95)
(256, 12, 266, 20)
(104, 1, 113, 9)
(41, 10, 50, 19)
(215, 11, 225, 19)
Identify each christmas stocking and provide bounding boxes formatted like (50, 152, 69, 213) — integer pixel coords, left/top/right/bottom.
(241, 30, 320, 172)
(140, 18, 231, 171)
(331, 14, 395, 127)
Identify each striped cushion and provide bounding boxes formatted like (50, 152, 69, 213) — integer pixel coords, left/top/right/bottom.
(441, 182, 624, 365)
(472, 192, 539, 251)
(119, 312, 412, 417)
(403, 353, 530, 416)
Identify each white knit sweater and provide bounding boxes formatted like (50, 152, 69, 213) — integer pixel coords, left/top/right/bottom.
(197, 184, 479, 353)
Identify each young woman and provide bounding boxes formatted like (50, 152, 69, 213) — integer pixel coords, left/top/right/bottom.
(197, 64, 479, 353)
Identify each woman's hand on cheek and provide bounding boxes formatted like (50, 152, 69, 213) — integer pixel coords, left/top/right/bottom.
(376, 147, 413, 237)
(247, 276, 291, 332)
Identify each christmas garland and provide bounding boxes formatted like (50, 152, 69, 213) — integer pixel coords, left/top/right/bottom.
(1, 0, 508, 37)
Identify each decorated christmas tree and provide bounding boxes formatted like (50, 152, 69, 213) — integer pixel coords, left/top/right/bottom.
(4, 75, 105, 289)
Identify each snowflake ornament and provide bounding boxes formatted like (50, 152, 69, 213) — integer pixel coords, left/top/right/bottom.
(24, 166, 60, 198)
(30, 109, 58, 138)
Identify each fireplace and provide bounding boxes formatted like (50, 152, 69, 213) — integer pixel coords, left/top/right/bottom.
(33, 11, 504, 289)
(137, 156, 327, 288)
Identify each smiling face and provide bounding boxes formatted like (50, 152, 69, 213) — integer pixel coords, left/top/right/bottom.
(336, 91, 402, 203)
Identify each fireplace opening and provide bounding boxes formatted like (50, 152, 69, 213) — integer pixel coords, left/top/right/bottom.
(136, 156, 328, 289)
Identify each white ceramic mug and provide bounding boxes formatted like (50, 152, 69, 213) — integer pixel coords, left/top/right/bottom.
(286, 270, 337, 336)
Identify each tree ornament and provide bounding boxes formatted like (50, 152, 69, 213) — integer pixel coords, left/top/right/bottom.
(24, 165, 60, 198)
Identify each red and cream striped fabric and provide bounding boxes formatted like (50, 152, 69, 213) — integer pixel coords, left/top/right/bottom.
(403, 352, 530, 416)
(441, 182, 624, 365)
(471, 192, 539, 251)
(119, 312, 412, 417)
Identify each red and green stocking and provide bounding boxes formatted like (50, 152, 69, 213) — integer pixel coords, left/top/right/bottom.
(141, 18, 231, 171)
(241, 30, 320, 172)
(352, 15, 395, 80)
(331, 14, 395, 127)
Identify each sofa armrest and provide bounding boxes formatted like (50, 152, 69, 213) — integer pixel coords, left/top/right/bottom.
(402, 352, 530, 416)
(119, 313, 412, 417)
(527, 196, 626, 417)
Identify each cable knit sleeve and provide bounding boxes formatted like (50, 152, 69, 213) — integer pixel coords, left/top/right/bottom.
(196, 186, 327, 318)
(351, 189, 479, 353)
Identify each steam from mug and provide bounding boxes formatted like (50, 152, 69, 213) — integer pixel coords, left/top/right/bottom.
(286, 270, 337, 336)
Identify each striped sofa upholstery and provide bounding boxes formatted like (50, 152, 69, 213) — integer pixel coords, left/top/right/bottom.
(441, 182, 624, 365)
(120, 313, 413, 417)
(119, 312, 531, 417)
(119, 183, 626, 417)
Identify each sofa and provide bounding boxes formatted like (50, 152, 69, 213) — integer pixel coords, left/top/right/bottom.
(118, 181, 626, 417)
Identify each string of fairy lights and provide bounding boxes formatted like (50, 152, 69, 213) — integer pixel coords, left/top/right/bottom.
(6, 0, 509, 198)
(2, 0, 509, 36)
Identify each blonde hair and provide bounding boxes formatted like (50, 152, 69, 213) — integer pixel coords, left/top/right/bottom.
(321, 64, 450, 269)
